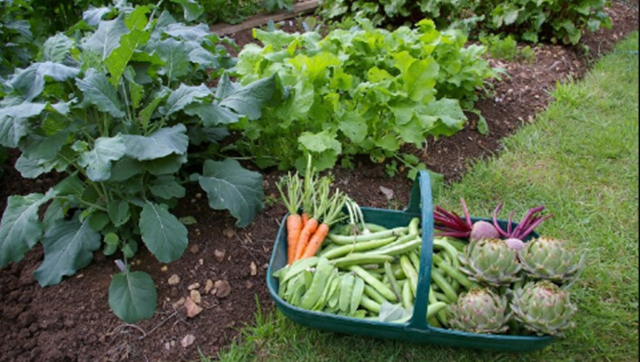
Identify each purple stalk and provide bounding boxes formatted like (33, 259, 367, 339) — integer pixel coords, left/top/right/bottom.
(510, 205, 546, 238)
(460, 198, 472, 228)
(514, 213, 553, 239)
(493, 203, 509, 238)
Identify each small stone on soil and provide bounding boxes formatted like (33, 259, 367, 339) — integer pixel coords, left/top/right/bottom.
(184, 297, 203, 318)
(189, 244, 200, 254)
(214, 280, 231, 298)
(250, 261, 257, 276)
(168, 274, 180, 285)
(187, 283, 200, 290)
(204, 279, 214, 293)
(214, 249, 226, 262)
(181, 334, 195, 348)
(161, 265, 168, 272)
(190, 290, 202, 305)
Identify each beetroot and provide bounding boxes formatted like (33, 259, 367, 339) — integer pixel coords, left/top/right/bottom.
(433, 198, 500, 242)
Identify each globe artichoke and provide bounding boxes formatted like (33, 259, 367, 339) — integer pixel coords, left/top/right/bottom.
(458, 238, 522, 287)
(510, 281, 577, 337)
(518, 237, 586, 285)
(449, 288, 512, 334)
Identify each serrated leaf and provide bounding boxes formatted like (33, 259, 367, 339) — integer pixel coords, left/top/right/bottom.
(477, 113, 489, 135)
(109, 271, 157, 323)
(10, 62, 80, 101)
(33, 217, 101, 286)
(217, 74, 275, 120)
(40, 34, 74, 62)
(188, 46, 219, 68)
(0, 193, 52, 267)
(155, 38, 190, 81)
(79, 135, 127, 181)
(139, 202, 188, 263)
(298, 130, 342, 153)
(83, 5, 111, 26)
(162, 84, 210, 116)
(393, 52, 439, 102)
(122, 124, 188, 161)
(338, 110, 367, 143)
(82, 15, 129, 60)
(0, 102, 47, 147)
(170, 0, 204, 21)
(76, 69, 125, 118)
(105, 29, 151, 86)
(150, 176, 186, 199)
(197, 159, 264, 228)
(108, 200, 130, 227)
(422, 98, 467, 136)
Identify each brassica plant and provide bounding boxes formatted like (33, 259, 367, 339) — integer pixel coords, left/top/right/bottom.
(0, 1, 276, 323)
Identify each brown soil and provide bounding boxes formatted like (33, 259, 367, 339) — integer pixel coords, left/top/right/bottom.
(1, 2, 638, 361)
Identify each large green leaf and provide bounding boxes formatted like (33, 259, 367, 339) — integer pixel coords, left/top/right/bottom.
(161, 84, 210, 116)
(40, 34, 74, 63)
(393, 52, 439, 103)
(154, 38, 190, 81)
(33, 218, 101, 286)
(105, 28, 151, 86)
(83, 6, 111, 26)
(107, 200, 130, 227)
(78, 135, 127, 181)
(144, 154, 187, 175)
(0, 192, 53, 267)
(419, 98, 467, 136)
(76, 69, 125, 118)
(139, 202, 188, 263)
(10, 62, 80, 101)
(165, 23, 210, 42)
(149, 175, 186, 199)
(0, 102, 47, 147)
(217, 74, 276, 120)
(170, 0, 204, 21)
(109, 271, 157, 323)
(82, 14, 129, 60)
(197, 159, 263, 228)
(185, 103, 240, 126)
(121, 124, 188, 161)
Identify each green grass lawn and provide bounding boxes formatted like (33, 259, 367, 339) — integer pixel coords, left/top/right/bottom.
(208, 32, 639, 362)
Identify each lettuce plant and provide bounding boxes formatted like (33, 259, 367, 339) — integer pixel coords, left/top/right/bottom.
(0, 1, 276, 323)
(233, 19, 497, 171)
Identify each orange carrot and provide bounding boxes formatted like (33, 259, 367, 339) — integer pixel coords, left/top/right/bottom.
(301, 212, 310, 227)
(300, 223, 329, 259)
(286, 214, 303, 265)
(294, 217, 319, 261)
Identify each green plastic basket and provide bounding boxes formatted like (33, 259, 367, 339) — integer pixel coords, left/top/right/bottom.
(266, 171, 555, 351)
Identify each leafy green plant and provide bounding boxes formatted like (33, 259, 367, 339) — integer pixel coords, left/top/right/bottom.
(232, 19, 497, 172)
(475, 0, 612, 44)
(317, 0, 611, 45)
(0, 0, 39, 76)
(0, 1, 276, 323)
(480, 34, 536, 63)
(262, 0, 293, 14)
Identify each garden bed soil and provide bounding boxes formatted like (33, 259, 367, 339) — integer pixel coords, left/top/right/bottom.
(0, 2, 638, 361)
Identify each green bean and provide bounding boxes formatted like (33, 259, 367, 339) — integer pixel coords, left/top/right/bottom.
(399, 255, 418, 297)
(384, 262, 402, 302)
(322, 237, 397, 259)
(372, 233, 418, 253)
(408, 248, 421, 272)
(426, 302, 449, 320)
(350, 276, 365, 314)
(431, 267, 458, 302)
(408, 217, 420, 235)
(331, 253, 395, 268)
(348, 265, 398, 302)
(368, 238, 422, 256)
(432, 253, 478, 290)
(312, 270, 338, 311)
(364, 284, 388, 305)
(401, 279, 413, 310)
(282, 256, 318, 283)
(359, 294, 381, 313)
(300, 257, 334, 309)
(433, 237, 460, 268)
(328, 227, 409, 245)
(339, 273, 355, 312)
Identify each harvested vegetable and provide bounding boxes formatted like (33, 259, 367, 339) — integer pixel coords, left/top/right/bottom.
(492, 203, 553, 242)
(433, 198, 500, 241)
(458, 238, 522, 287)
(510, 281, 577, 337)
(449, 288, 512, 334)
(518, 237, 586, 285)
(276, 173, 303, 265)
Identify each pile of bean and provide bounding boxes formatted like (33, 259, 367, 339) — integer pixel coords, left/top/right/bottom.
(273, 218, 476, 325)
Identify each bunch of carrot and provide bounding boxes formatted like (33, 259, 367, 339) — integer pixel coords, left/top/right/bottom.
(276, 158, 348, 265)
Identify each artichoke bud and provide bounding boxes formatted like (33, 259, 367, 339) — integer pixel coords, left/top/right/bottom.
(518, 237, 585, 285)
(449, 287, 512, 334)
(459, 238, 522, 287)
